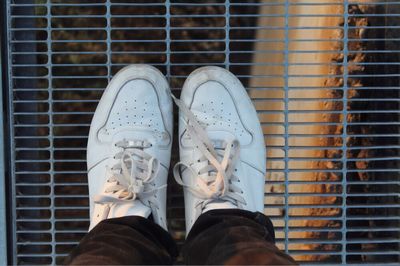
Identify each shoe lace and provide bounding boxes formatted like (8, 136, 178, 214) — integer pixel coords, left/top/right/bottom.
(172, 95, 246, 214)
(94, 139, 164, 209)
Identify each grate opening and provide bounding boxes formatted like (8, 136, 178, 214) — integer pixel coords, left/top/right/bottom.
(3, 0, 400, 265)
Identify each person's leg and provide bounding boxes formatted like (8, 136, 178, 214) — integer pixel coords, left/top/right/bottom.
(64, 216, 177, 265)
(182, 209, 296, 265)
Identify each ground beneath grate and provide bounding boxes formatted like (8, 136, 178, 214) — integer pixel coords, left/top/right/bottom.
(10, 1, 398, 265)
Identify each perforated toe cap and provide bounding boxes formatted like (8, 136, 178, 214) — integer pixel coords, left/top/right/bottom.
(189, 80, 252, 145)
(99, 79, 166, 137)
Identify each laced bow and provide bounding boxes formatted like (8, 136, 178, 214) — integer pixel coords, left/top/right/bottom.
(172, 95, 246, 214)
(94, 139, 164, 209)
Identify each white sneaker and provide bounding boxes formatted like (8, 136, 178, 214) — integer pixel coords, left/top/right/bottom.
(173, 66, 266, 232)
(87, 65, 173, 231)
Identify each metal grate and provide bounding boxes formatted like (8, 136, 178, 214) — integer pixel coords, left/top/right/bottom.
(1, 0, 399, 265)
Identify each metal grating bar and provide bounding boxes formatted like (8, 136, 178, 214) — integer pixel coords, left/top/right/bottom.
(2, 0, 400, 265)
(341, 1, 350, 263)
(0, 16, 8, 264)
(283, 0, 290, 254)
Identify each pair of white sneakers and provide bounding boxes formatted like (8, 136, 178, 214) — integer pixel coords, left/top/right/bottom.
(87, 65, 266, 233)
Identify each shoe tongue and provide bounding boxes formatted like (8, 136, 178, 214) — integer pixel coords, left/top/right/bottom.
(97, 126, 169, 146)
(202, 199, 237, 213)
(107, 200, 151, 219)
(181, 130, 236, 148)
(111, 129, 155, 143)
